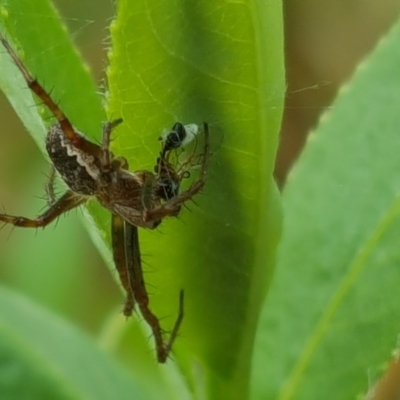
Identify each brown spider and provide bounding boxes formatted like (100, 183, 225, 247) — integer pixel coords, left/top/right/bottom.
(0, 33, 209, 363)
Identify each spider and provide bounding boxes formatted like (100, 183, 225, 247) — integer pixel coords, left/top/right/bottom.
(0, 33, 210, 363)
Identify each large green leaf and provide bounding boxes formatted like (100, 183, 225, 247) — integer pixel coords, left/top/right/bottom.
(107, 1, 283, 398)
(252, 15, 400, 400)
(0, 285, 147, 399)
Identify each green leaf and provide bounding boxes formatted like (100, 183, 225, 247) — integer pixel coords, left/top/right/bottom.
(0, 285, 147, 399)
(252, 15, 400, 400)
(3, 190, 88, 315)
(107, 1, 284, 398)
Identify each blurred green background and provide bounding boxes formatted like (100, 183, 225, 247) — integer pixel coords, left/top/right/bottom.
(0, 1, 400, 397)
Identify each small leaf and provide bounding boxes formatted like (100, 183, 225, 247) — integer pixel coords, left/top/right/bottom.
(0, 285, 147, 400)
(252, 15, 400, 400)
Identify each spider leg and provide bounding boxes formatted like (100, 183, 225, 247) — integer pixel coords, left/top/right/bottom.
(124, 222, 183, 363)
(145, 180, 204, 221)
(0, 33, 81, 147)
(123, 222, 165, 361)
(0, 190, 86, 228)
(163, 289, 184, 359)
(111, 213, 135, 316)
(100, 118, 123, 168)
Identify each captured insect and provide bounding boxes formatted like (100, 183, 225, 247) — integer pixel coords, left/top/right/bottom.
(159, 122, 200, 157)
(0, 33, 210, 363)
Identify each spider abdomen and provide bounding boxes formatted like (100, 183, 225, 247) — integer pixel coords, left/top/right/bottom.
(46, 124, 100, 195)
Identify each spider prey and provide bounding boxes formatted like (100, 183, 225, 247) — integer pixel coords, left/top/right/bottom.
(0, 33, 209, 363)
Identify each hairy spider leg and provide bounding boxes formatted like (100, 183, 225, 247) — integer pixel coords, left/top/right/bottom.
(0, 191, 86, 228)
(111, 213, 135, 316)
(123, 219, 165, 359)
(163, 289, 184, 360)
(0, 33, 82, 147)
(124, 220, 184, 363)
(144, 122, 210, 222)
(100, 118, 123, 168)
